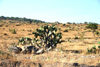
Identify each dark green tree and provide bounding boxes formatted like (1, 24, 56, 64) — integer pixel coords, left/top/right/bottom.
(86, 22, 98, 37)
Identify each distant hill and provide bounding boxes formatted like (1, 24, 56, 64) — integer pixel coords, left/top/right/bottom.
(0, 16, 45, 23)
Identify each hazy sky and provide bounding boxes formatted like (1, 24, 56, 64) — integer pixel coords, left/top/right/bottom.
(0, 0, 100, 23)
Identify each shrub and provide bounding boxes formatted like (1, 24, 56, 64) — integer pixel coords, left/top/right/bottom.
(74, 36, 79, 39)
(64, 29, 68, 32)
(84, 22, 88, 24)
(86, 23, 98, 37)
(86, 23, 98, 31)
(9, 29, 17, 34)
(98, 46, 100, 49)
(18, 25, 62, 51)
(87, 46, 100, 54)
(0, 24, 3, 27)
(67, 22, 71, 24)
(32, 25, 62, 49)
(95, 31, 99, 35)
(63, 24, 66, 26)
(87, 45, 97, 54)
(0, 50, 13, 59)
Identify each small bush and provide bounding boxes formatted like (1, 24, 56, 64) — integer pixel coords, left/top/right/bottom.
(87, 46, 96, 54)
(86, 23, 98, 37)
(67, 22, 71, 24)
(87, 45, 100, 54)
(86, 23, 98, 31)
(18, 37, 32, 45)
(4, 33, 7, 35)
(9, 29, 17, 34)
(0, 24, 3, 27)
(95, 31, 99, 35)
(0, 50, 13, 59)
(84, 22, 88, 24)
(63, 24, 66, 26)
(64, 29, 68, 32)
(74, 36, 79, 39)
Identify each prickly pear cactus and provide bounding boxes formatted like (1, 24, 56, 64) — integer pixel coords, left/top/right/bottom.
(32, 25, 62, 49)
(18, 37, 32, 45)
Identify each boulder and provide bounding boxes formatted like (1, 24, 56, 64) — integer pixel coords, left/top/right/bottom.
(35, 48, 44, 54)
(22, 45, 38, 54)
(9, 46, 22, 54)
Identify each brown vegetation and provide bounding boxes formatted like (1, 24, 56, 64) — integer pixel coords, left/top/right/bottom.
(0, 20, 100, 67)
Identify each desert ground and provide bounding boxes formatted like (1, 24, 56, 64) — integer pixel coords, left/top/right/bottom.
(0, 20, 100, 67)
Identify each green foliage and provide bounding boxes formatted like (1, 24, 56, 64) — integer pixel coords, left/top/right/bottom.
(92, 45, 96, 49)
(84, 22, 88, 24)
(87, 45, 100, 54)
(98, 42, 100, 49)
(86, 23, 98, 30)
(74, 36, 79, 39)
(98, 41, 100, 44)
(67, 22, 71, 24)
(86, 23, 98, 38)
(32, 25, 62, 49)
(0, 16, 45, 23)
(63, 24, 66, 26)
(18, 37, 32, 45)
(0, 50, 6, 55)
(9, 29, 17, 34)
(95, 31, 99, 35)
(87, 45, 96, 54)
(98, 46, 100, 49)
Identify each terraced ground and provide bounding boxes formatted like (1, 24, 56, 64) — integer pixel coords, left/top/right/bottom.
(0, 20, 100, 67)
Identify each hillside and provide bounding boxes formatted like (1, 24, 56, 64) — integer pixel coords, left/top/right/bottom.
(0, 18, 100, 67)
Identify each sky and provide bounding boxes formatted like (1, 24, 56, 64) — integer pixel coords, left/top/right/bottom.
(0, 0, 100, 23)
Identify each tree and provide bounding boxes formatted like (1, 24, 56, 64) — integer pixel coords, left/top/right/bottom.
(86, 22, 98, 37)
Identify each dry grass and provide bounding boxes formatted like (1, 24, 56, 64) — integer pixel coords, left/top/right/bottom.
(0, 20, 100, 66)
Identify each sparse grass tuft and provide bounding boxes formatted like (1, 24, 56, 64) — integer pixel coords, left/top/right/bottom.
(9, 29, 17, 34)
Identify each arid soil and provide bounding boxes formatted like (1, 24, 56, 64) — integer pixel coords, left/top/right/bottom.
(0, 20, 100, 67)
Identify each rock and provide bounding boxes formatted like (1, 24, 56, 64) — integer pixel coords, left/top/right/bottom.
(36, 48, 44, 54)
(80, 64, 88, 67)
(22, 45, 38, 54)
(73, 63, 79, 66)
(71, 50, 82, 54)
(0, 60, 42, 67)
(9, 46, 22, 54)
(96, 63, 100, 67)
(46, 47, 52, 51)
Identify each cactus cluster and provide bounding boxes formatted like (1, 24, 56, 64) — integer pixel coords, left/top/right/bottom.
(87, 45, 96, 54)
(87, 45, 100, 54)
(18, 37, 32, 45)
(18, 25, 62, 50)
(32, 25, 62, 49)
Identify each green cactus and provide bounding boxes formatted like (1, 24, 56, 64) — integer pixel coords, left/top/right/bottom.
(18, 37, 32, 45)
(87, 45, 97, 54)
(32, 25, 62, 49)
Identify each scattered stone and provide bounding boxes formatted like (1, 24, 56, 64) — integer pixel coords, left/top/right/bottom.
(22, 45, 38, 54)
(9, 46, 22, 54)
(71, 50, 81, 54)
(80, 64, 88, 67)
(96, 63, 100, 67)
(73, 63, 79, 66)
(46, 47, 52, 51)
(36, 48, 44, 54)
(4, 33, 7, 35)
